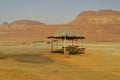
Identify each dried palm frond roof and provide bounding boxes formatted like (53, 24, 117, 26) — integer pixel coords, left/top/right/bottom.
(48, 27, 85, 39)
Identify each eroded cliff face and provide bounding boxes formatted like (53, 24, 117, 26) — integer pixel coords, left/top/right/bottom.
(69, 10, 120, 42)
(0, 10, 120, 42)
(70, 10, 120, 25)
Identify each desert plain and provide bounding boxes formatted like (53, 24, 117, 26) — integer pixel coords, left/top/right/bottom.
(0, 42, 120, 80)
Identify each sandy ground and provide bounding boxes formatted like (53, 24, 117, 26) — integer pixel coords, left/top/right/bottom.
(0, 42, 120, 80)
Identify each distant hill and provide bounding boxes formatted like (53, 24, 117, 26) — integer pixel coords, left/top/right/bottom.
(11, 20, 46, 25)
(0, 22, 10, 32)
(0, 20, 46, 31)
(0, 10, 120, 42)
(10, 20, 46, 30)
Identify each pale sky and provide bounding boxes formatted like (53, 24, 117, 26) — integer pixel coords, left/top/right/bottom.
(0, 0, 120, 24)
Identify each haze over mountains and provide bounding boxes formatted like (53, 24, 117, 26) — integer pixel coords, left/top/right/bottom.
(0, 10, 120, 42)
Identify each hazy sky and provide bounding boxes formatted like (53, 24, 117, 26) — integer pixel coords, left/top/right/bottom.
(0, 0, 120, 24)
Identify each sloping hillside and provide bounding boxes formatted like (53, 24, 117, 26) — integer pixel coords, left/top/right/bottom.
(0, 10, 120, 42)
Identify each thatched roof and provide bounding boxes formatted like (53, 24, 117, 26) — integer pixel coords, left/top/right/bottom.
(48, 27, 85, 39)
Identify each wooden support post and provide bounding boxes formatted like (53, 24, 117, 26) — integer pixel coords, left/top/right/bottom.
(51, 38, 53, 52)
(81, 39, 83, 48)
(57, 40, 59, 49)
(64, 35, 69, 58)
(72, 39, 74, 46)
(64, 36, 66, 55)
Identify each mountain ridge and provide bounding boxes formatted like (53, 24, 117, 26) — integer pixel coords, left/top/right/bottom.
(0, 9, 120, 42)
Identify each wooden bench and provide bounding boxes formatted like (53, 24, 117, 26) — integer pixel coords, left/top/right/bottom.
(78, 48, 86, 54)
(62, 46, 86, 55)
(65, 46, 85, 55)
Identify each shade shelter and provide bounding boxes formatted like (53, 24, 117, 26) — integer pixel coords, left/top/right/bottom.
(48, 27, 85, 57)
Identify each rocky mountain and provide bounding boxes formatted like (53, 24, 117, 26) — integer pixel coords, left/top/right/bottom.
(70, 10, 120, 25)
(0, 22, 10, 32)
(69, 10, 120, 42)
(10, 20, 46, 30)
(0, 20, 46, 31)
(11, 20, 45, 25)
(0, 10, 120, 42)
